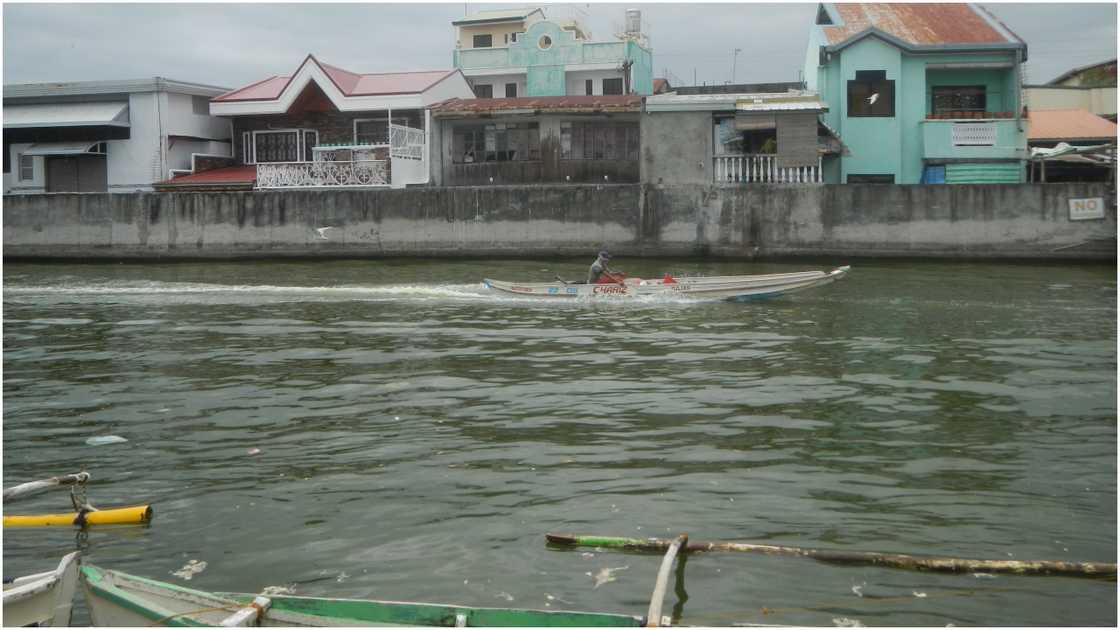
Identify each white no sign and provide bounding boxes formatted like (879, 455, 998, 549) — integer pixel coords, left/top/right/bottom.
(1068, 197, 1106, 221)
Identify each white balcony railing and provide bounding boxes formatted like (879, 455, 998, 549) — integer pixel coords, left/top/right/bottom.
(390, 124, 425, 160)
(713, 154, 823, 184)
(256, 160, 389, 189)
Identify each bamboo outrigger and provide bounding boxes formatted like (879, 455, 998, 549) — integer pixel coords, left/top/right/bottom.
(546, 533, 1117, 580)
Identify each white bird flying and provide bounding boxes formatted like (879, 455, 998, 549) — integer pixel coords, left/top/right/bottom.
(314, 227, 334, 240)
(867, 93, 879, 106)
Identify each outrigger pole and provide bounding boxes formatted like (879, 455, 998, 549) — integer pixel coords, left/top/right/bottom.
(546, 533, 1116, 580)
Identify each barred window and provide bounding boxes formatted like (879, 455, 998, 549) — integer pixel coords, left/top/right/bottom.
(559, 123, 640, 160)
(847, 70, 894, 117)
(452, 122, 540, 163)
(932, 86, 987, 114)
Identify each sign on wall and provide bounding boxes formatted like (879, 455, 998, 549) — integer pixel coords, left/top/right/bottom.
(1068, 197, 1106, 221)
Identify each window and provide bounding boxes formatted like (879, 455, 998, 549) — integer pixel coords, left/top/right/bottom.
(847, 174, 895, 184)
(585, 79, 594, 95)
(354, 116, 411, 145)
(253, 131, 300, 163)
(538, 35, 552, 50)
(19, 154, 33, 181)
(192, 95, 210, 116)
(847, 70, 894, 117)
(932, 86, 987, 114)
(474, 84, 493, 98)
(242, 132, 252, 163)
(473, 34, 492, 48)
(505, 83, 517, 98)
(452, 122, 540, 163)
(511, 32, 519, 42)
(560, 123, 640, 161)
(503, 33, 508, 44)
(303, 130, 318, 161)
(602, 78, 624, 95)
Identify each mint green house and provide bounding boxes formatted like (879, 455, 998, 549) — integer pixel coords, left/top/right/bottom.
(804, 3, 1029, 184)
(452, 7, 653, 98)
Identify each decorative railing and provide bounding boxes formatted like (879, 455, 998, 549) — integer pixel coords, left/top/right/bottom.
(390, 124, 425, 160)
(713, 154, 823, 184)
(256, 160, 388, 189)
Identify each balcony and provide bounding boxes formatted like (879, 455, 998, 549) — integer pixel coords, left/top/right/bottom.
(921, 115, 1027, 161)
(454, 41, 628, 71)
(713, 154, 823, 184)
(454, 48, 513, 70)
(256, 160, 389, 189)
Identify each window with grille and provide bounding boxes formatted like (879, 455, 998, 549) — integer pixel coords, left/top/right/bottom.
(505, 83, 517, 98)
(559, 123, 639, 160)
(932, 86, 987, 114)
(473, 34, 492, 48)
(192, 95, 210, 116)
(253, 131, 300, 163)
(452, 122, 540, 163)
(19, 154, 33, 181)
(847, 70, 894, 117)
(585, 79, 594, 95)
(473, 84, 493, 98)
(602, 78, 624, 95)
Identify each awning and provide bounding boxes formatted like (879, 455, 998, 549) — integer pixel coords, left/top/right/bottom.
(22, 141, 106, 156)
(3, 102, 129, 128)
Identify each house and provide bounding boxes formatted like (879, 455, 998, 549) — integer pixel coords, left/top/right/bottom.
(430, 95, 641, 186)
(1026, 108, 1117, 182)
(643, 84, 842, 186)
(1024, 59, 1117, 122)
(804, 3, 1029, 184)
(452, 7, 653, 98)
(3, 78, 231, 194)
(161, 55, 475, 191)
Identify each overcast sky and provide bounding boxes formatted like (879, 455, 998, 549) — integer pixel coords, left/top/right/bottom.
(2, 2, 1116, 90)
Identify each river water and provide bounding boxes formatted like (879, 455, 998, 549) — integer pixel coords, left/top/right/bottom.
(2, 258, 1116, 627)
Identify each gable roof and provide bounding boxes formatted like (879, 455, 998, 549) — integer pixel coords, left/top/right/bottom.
(452, 7, 544, 26)
(213, 55, 461, 102)
(1047, 58, 1117, 86)
(1028, 109, 1118, 142)
(818, 3, 1025, 55)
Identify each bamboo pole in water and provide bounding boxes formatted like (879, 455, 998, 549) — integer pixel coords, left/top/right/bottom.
(546, 534, 1116, 580)
(3, 472, 90, 503)
(645, 534, 687, 628)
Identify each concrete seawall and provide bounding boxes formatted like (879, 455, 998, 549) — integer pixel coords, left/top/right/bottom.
(3, 183, 1115, 261)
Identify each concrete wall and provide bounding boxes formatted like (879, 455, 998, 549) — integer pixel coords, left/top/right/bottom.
(1024, 86, 1119, 118)
(640, 111, 712, 185)
(4, 183, 1114, 261)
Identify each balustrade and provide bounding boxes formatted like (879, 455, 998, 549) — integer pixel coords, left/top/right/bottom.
(256, 160, 389, 189)
(713, 154, 823, 184)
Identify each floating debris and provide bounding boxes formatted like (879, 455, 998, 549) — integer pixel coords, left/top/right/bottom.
(247, 448, 262, 456)
(495, 592, 514, 602)
(850, 583, 865, 597)
(580, 552, 595, 559)
(86, 435, 128, 446)
(171, 560, 207, 580)
(262, 584, 297, 596)
(972, 573, 997, 579)
(336, 572, 349, 583)
(833, 617, 865, 627)
(587, 565, 629, 588)
(913, 591, 928, 598)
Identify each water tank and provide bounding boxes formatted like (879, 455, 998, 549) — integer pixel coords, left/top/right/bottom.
(625, 9, 641, 35)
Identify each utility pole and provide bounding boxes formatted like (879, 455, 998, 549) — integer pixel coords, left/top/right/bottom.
(731, 48, 742, 85)
(621, 59, 633, 94)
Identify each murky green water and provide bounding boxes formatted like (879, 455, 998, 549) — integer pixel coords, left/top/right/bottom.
(3, 258, 1116, 626)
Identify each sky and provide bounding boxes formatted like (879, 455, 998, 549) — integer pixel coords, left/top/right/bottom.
(2, 2, 1116, 90)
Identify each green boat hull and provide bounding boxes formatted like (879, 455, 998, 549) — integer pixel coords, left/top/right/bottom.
(80, 565, 645, 627)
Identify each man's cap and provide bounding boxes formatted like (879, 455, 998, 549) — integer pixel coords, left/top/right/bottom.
(598, 250, 611, 260)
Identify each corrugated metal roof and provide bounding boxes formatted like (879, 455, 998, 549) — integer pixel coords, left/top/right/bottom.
(22, 141, 104, 156)
(452, 7, 542, 25)
(213, 56, 458, 102)
(3, 78, 229, 99)
(822, 3, 1019, 47)
(161, 165, 257, 185)
(646, 91, 825, 113)
(1028, 109, 1118, 141)
(433, 95, 641, 116)
(3, 101, 129, 128)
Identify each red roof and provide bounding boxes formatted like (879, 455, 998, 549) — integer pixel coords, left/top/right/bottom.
(214, 55, 459, 102)
(823, 3, 1019, 47)
(433, 95, 642, 116)
(1028, 109, 1119, 142)
(161, 165, 256, 185)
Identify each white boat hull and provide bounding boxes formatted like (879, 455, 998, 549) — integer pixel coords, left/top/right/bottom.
(2, 551, 80, 627)
(484, 266, 850, 301)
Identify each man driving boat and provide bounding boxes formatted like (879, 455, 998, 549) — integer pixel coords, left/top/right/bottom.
(587, 250, 620, 284)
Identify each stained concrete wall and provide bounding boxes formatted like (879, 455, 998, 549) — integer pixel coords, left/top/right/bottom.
(3, 183, 1115, 260)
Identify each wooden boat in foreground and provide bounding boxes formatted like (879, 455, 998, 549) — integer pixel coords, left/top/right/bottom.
(3, 551, 80, 627)
(80, 565, 648, 627)
(484, 266, 850, 301)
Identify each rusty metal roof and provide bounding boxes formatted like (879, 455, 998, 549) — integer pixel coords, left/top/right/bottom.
(432, 95, 642, 117)
(1028, 109, 1118, 142)
(822, 3, 1021, 47)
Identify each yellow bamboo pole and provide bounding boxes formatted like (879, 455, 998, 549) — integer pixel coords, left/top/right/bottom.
(4, 505, 152, 528)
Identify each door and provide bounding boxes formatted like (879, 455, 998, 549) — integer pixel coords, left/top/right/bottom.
(46, 155, 107, 192)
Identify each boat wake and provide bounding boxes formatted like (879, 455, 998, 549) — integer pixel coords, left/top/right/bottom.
(4, 281, 718, 307)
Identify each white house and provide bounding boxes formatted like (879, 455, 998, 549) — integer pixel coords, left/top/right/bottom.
(3, 78, 232, 194)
